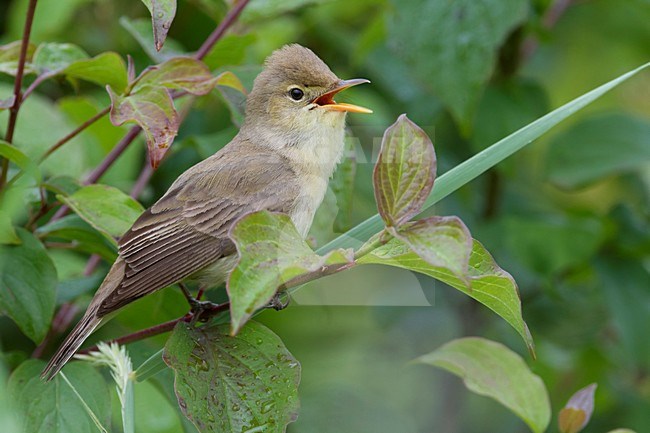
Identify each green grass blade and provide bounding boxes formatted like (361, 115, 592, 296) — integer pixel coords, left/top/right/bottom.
(318, 62, 650, 254)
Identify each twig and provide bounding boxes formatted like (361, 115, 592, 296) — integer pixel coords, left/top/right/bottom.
(21, 72, 51, 102)
(77, 301, 231, 354)
(129, 162, 154, 199)
(194, 0, 251, 61)
(0, 0, 38, 189)
(40, 106, 111, 162)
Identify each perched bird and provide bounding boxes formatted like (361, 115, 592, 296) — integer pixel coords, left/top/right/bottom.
(41, 44, 371, 380)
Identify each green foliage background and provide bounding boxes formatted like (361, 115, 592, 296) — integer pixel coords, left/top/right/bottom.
(1, 0, 649, 432)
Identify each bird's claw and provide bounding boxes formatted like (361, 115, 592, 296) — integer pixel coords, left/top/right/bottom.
(267, 291, 290, 311)
(189, 300, 222, 324)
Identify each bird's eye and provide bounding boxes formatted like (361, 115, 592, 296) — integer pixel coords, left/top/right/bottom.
(289, 87, 304, 101)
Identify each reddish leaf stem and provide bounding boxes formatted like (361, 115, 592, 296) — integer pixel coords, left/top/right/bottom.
(21, 72, 51, 102)
(194, 0, 251, 61)
(0, 0, 38, 189)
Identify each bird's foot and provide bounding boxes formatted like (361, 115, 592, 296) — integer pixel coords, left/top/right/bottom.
(189, 299, 225, 324)
(267, 291, 290, 311)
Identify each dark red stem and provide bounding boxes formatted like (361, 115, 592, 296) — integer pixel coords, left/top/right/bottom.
(0, 0, 38, 189)
(194, 0, 251, 61)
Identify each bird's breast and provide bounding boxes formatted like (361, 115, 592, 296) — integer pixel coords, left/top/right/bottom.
(290, 174, 329, 238)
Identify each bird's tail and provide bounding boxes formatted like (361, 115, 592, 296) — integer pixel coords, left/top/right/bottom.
(40, 311, 102, 381)
(41, 258, 126, 381)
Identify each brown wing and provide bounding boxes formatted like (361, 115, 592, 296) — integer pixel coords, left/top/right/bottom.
(96, 139, 299, 316)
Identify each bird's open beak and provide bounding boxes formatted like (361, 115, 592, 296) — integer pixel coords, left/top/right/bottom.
(313, 78, 373, 114)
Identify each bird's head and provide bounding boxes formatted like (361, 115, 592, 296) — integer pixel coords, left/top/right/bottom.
(243, 44, 371, 144)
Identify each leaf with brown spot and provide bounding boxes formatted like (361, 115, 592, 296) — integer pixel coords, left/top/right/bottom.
(164, 321, 301, 433)
(133, 57, 218, 95)
(107, 84, 179, 168)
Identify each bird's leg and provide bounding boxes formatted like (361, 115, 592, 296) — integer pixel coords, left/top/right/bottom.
(267, 290, 290, 311)
(178, 283, 220, 316)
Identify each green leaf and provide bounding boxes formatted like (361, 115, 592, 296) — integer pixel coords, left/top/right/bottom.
(133, 57, 218, 95)
(0, 40, 36, 76)
(0, 229, 56, 343)
(545, 113, 650, 188)
(558, 383, 597, 433)
(319, 63, 650, 254)
(42, 175, 82, 196)
(58, 184, 144, 240)
(32, 42, 89, 75)
(64, 52, 129, 93)
(0, 140, 41, 183)
(163, 321, 300, 433)
(36, 214, 118, 260)
(107, 85, 179, 168)
(388, 0, 528, 131)
(228, 211, 353, 334)
(0, 211, 21, 245)
(373, 114, 435, 226)
(416, 337, 550, 433)
(7, 360, 111, 433)
(119, 17, 185, 63)
(140, 0, 177, 51)
(214, 71, 247, 126)
(391, 216, 472, 281)
(358, 238, 534, 353)
(202, 34, 256, 70)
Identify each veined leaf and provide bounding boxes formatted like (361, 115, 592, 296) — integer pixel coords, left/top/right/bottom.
(0, 40, 36, 76)
(133, 57, 218, 95)
(140, 0, 177, 51)
(7, 360, 111, 433)
(164, 321, 300, 433)
(33, 42, 89, 75)
(0, 229, 56, 343)
(107, 85, 179, 168)
(318, 63, 650, 253)
(58, 184, 144, 241)
(390, 216, 472, 281)
(358, 237, 534, 353)
(373, 114, 435, 226)
(65, 52, 129, 93)
(416, 337, 550, 433)
(228, 211, 353, 334)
